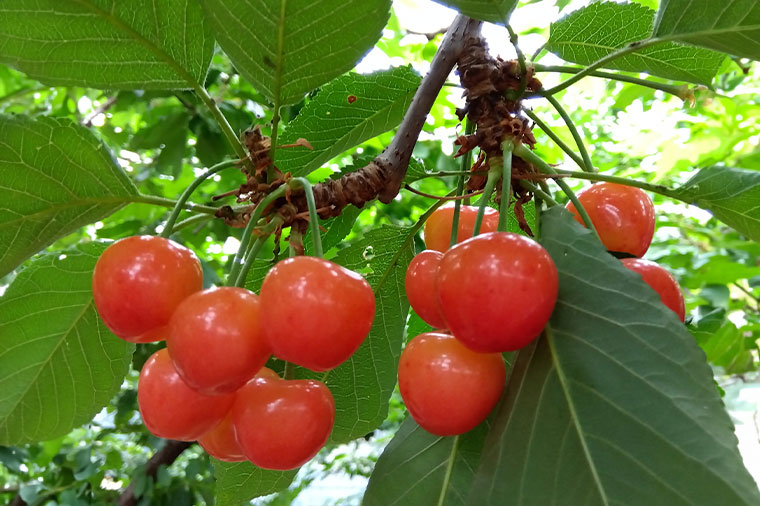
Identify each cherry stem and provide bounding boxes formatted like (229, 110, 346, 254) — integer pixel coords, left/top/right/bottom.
(234, 217, 283, 288)
(283, 361, 295, 380)
(472, 166, 500, 237)
(290, 177, 324, 258)
(451, 119, 476, 247)
(159, 160, 237, 239)
(497, 140, 514, 232)
(514, 144, 601, 241)
(405, 185, 484, 201)
(523, 108, 586, 172)
(518, 179, 559, 206)
(226, 186, 287, 285)
(541, 92, 596, 173)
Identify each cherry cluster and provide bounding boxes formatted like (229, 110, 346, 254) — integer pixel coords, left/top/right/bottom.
(92, 236, 375, 470)
(400, 205, 559, 436)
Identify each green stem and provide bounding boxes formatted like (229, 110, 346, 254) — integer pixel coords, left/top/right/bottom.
(497, 141, 514, 232)
(541, 93, 595, 173)
(226, 186, 287, 285)
(131, 194, 219, 215)
(160, 160, 237, 238)
(551, 168, 682, 200)
(523, 109, 586, 171)
(194, 86, 249, 163)
(451, 120, 476, 247)
(436, 435, 461, 506)
(542, 38, 661, 96)
(172, 214, 213, 233)
(284, 361, 295, 380)
(514, 144, 600, 240)
(473, 167, 500, 236)
(507, 24, 528, 97)
(518, 180, 559, 206)
(291, 177, 323, 257)
(533, 64, 689, 98)
(235, 218, 282, 288)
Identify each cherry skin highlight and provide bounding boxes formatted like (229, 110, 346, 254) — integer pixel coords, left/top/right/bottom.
(398, 332, 505, 436)
(566, 183, 655, 257)
(137, 349, 234, 441)
(92, 235, 203, 342)
(405, 250, 447, 329)
(232, 377, 335, 471)
(436, 232, 558, 353)
(168, 286, 270, 395)
(424, 204, 499, 252)
(260, 256, 375, 372)
(622, 258, 685, 322)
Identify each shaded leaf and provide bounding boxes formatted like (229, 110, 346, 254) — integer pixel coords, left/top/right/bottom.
(548, 2, 724, 84)
(672, 166, 760, 242)
(470, 207, 760, 505)
(654, 0, 760, 61)
(433, 0, 518, 24)
(200, 0, 391, 106)
(277, 67, 421, 177)
(0, 242, 134, 445)
(0, 0, 213, 90)
(0, 115, 137, 277)
(213, 460, 296, 506)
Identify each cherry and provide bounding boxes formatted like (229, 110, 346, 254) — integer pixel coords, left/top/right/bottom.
(405, 250, 447, 329)
(399, 332, 505, 436)
(437, 232, 558, 353)
(232, 377, 335, 471)
(566, 183, 655, 257)
(260, 256, 375, 372)
(198, 368, 280, 462)
(168, 287, 270, 395)
(137, 349, 233, 441)
(622, 258, 685, 322)
(93, 235, 202, 342)
(424, 204, 499, 252)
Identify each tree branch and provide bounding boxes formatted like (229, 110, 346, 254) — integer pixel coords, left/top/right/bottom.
(117, 440, 192, 506)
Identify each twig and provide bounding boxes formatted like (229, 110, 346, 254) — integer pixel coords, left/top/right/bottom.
(404, 184, 484, 201)
(117, 440, 192, 506)
(82, 95, 119, 127)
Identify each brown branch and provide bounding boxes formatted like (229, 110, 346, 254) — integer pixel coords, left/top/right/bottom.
(117, 440, 193, 506)
(82, 95, 119, 127)
(9, 495, 26, 506)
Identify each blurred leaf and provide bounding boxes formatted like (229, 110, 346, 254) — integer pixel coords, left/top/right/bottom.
(213, 460, 297, 506)
(199, 0, 391, 106)
(0, 242, 134, 445)
(0, 115, 137, 277)
(433, 0, 518, 24)
(0, 0, 213, 89)
(277, 67, 421, 177)
(470, 207, 760, 505)
(672, 166, 760, 242)
(693, 257, 760, 285)
(548, 2, 724, 84)
(131, 111, 190, 176)
(654, 0, 760, 61)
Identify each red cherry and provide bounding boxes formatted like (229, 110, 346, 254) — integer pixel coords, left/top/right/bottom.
(405, 250, 447, 329)
(260, 256, 375, 372)
(566, 183, 655, 257)
(93, 235, 202, 342)
(168, 287, 270, 395)
(399, 332, 505, 436)
(137, 349, 233, 441)
(232, 377, 335, 471)
(424, 205, 499, 252)
(622, 258, 685, 322)
(437, 232, 558, 353)
(198, 368, 280, 462)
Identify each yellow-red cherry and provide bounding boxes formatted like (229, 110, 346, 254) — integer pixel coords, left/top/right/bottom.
(92, 235, 202, 342)
(137, 349, 233, 441)
(232, 377, 335, 471)
(398, 332, 505, 436)
(260, 256, 375, 372)
(405, 250, 447, 329)
(566, 183, 655, 257)
(436, 232, 558, 353)
(168, 287, 270, 395)
(424, 205, 499, 252)
(622, 258, 685, 322)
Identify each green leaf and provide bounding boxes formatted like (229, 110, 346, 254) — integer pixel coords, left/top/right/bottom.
(0, 0, 213, 90)
(0, 115, 138, 277)
(693, 311, 756, 374)
(432, 0, 518, 24)
(212, 460, 297, 506)
(363, 418, 488, 506)
(470, 207, 760, 505)
(277, 67, 421, 177)
(0, 242, 134, 445)
(199, 0, 392, 106)
(548, 2, 725, 84)
(654, 0, 760, 61)
(672, 166, 760, 242)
